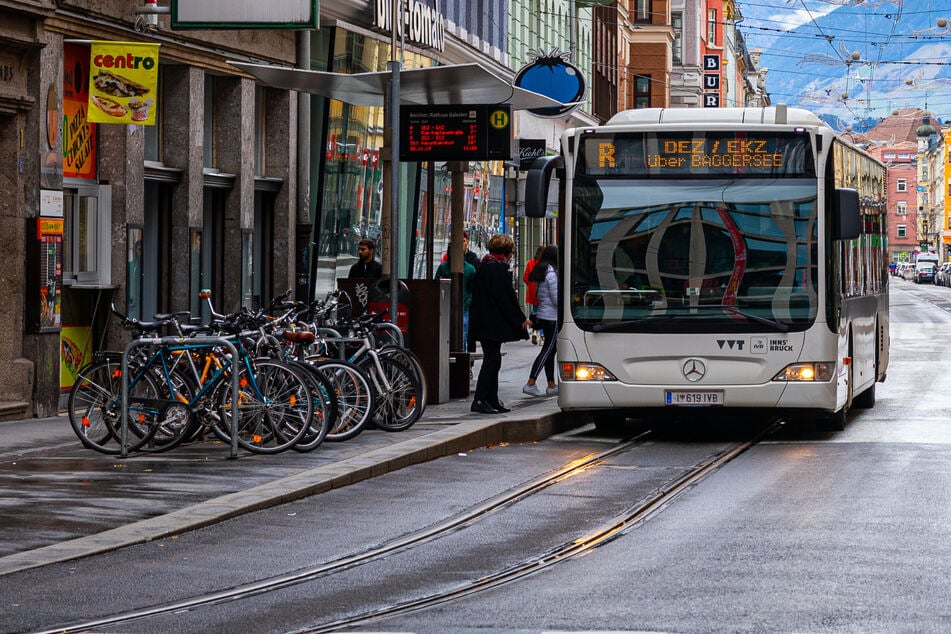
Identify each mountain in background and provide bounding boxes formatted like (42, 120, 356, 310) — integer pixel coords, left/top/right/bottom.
(738, 2, 951, 131)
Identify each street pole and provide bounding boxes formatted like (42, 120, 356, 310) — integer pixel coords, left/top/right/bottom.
(385, 0, 401, 328)
(448, 161, 467, 351)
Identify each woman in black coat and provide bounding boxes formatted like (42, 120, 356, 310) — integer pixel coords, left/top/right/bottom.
(468, 233, 531, 413)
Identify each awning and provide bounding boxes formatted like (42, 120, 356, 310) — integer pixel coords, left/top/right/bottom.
(228, 61, 567, 110)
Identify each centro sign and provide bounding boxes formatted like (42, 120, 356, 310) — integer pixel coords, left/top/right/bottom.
(374, 0, 445, 52)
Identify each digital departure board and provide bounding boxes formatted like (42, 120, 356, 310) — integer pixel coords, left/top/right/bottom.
(580, 131, 815, 177)
(400, 105, 512, 161)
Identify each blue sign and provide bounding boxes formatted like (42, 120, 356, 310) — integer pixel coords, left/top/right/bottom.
(514, 50, 586, 118)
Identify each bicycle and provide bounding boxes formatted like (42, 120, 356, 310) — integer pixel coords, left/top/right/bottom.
(68, 306, 315, 455)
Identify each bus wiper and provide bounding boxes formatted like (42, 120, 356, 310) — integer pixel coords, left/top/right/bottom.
(590, 305, 789, 333)
(592, 319, 656, 332)
(700, 304, 789, 332)
(591, 313, 713, 332)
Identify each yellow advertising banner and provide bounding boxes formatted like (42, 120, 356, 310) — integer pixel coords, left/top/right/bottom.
(87, 41, 160, 126)
(60, 326, 91, 390)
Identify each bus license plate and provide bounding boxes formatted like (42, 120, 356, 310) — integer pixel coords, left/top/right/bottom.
(665, 390, 724, 406)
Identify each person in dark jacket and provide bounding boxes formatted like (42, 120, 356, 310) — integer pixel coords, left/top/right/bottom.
(468, 233, 531, 414)
(347, 239, 383, 279)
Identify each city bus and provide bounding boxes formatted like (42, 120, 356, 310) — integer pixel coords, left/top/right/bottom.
(525, 106, 888, 431)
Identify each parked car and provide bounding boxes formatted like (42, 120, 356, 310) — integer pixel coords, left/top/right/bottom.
(938, 262, 951, 287)
(915, 263, 937, 284)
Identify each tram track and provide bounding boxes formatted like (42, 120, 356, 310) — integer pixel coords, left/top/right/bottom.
(33, 420, 781, 634)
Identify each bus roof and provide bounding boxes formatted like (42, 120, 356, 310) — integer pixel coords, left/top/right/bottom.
(606, 105, 827, 128)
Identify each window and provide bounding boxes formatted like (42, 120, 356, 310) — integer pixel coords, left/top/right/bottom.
(672, 13, 683, 64)
(144, 66, 162, 162)
(897, 224, 907, 238)
(63, 185, 112, 287)
(635, 0, 649, 22)
(634, 76, 650, 108)
(708, 9, 717, 45)
(897, 201, 907, 215)
(896, 178, 906, 192)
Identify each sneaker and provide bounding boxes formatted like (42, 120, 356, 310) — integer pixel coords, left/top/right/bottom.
(522, 384, 544, 397)
(531, 333, 538, 345)
(545, 385, 559, 397)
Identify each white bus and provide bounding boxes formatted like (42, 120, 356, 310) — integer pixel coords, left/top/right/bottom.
(525, 106, 888, 431)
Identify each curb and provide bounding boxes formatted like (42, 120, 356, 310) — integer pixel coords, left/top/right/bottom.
(0, 408, 569, 577)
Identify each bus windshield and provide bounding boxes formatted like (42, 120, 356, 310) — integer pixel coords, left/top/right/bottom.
(569, 176, 819, 333)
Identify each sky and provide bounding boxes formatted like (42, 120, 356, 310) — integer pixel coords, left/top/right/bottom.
(734, 0, 951, 126)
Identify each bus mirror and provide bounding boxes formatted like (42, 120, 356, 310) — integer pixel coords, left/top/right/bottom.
(834, 188, 861, 241)
(525, 155, 564, 218)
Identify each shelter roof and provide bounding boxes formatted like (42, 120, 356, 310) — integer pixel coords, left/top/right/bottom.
(229, 62, 568, 110)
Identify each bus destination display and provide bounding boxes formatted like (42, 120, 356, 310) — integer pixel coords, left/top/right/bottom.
(400, 105, 512, 162)
(582, 132, 814, 177)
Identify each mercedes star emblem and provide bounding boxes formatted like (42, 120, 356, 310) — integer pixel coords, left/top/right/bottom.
(682, 358, 706, 382)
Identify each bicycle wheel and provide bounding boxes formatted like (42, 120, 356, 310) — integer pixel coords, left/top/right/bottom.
(289, 361, 337, 452)
(217, 359, 312, 454)
(367, 356, 423, 432)
(67, 359, 124, 454)
(378, 345, 428, 417)
(133, 361, 196, 453)
(309, 359, 375, 442)
(68, 358, 164, 454)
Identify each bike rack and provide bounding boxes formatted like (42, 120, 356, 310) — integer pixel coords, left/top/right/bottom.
(120, 336, 241, 459)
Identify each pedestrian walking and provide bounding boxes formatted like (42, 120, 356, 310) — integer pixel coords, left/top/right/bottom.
(523, 245, 544, 344)
(522, 244, 559, 398)
(468, 233, 531, 414)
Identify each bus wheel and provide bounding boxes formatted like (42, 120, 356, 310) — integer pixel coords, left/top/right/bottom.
(853, 383, 875, 409)
(818, 351, 853, 431)
(817, 409, 847, 432)
(592, 411, 628, 434)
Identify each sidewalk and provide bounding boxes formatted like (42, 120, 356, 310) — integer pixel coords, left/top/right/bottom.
(0, 339, 568, 576)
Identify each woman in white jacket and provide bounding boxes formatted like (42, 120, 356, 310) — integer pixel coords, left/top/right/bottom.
(522, 245, 559, 397)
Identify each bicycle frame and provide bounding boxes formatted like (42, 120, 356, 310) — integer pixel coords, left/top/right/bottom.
(120, 336, 243, 458)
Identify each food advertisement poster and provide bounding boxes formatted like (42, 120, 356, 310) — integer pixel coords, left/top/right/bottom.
(63, 43, 97, 180)
(87, 41, 159, 126)
(60, 325, 91, 390)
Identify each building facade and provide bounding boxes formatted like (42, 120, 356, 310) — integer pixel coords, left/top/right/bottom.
(3, 0, 542, 417)
(867, 143, 920, 263)
(1, 0, 300, 417)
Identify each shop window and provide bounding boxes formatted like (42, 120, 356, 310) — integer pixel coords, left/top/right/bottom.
(63, 185, 111, 287)
(144, 66, 163, 162)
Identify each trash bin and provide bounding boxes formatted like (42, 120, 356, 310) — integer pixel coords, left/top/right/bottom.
(338, 278, 450, 404)
(448, 351, 473, 399)
(404, 279, 450, 404)
(366, 279, 411, 333)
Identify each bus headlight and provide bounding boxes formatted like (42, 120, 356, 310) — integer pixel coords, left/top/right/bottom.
(772, 362, 834, 382)
(560, 362, 618, 382)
